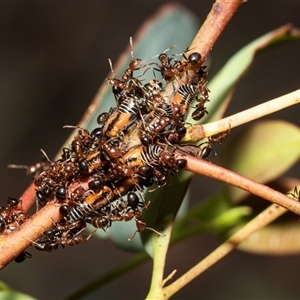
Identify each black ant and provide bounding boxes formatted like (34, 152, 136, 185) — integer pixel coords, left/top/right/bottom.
(14, 251, 32, 263)
(0, 197, 28, 233)
(287, 186, 300, 201)
(200, 126, 231, 158)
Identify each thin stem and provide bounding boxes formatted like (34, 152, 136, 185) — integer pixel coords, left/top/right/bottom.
(145, 2, 245, 297)
(183, 88, 300, 142)
(163, 203, 286, 298)
(146, 223, 173, 300)
(0, 0, 246, 270)
(176, 153, 300, 215)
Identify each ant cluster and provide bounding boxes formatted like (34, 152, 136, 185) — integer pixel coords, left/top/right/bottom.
(3, 45, 220, 260)
(0, 197, 28, 234)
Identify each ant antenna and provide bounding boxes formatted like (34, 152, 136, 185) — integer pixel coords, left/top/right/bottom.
(40, 149, 53, 165)
(128, 226, 165, 241)
(7, 164, 28, 170)
(145, 227, 165, 237)
(129, 36, 134, 59)
(151, 44, 178, 60)
(107, 58, 115, 78)
(63, 125, 80, 129)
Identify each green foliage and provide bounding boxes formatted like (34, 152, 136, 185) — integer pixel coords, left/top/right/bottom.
(73, 7, 300, 299)
(2, 3, 300, 300)
(0, 281, 36, 300)
(222, 120, 300, 202)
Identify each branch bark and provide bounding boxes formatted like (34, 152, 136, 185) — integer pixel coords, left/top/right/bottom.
(0, 0, 247, 269)
(175, 151, 300, 215)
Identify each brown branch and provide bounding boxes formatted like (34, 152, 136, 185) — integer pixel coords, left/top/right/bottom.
(19, 183, 36, 213)
(175, 151, 300, 215)
(188, 0, 244, 63)
(162, 0, 245, 96)
(0, 1, 246, 269)
(2, 149, 298, 269)
(0, 179, 89, 269)
(0, 202, 62, 269)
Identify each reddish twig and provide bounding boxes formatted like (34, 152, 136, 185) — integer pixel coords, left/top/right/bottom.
(175, 151, 300, 215)
(0, 202, 62, 269)
(162, 0, 245, 95)
(0, 0, 246, 269)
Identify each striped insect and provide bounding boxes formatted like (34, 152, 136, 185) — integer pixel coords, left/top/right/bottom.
(103, 97, 141, 138)
(121, 144, 164, 172)
(60, 201, 95, 223)
(140, 104, 171, 146)
(59, 185, 114, 223)
(171, 83, 197, 123)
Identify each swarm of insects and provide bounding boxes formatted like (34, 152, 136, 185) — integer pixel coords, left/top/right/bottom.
(3, 44, 227, 256)
(0, 197, 29, 234)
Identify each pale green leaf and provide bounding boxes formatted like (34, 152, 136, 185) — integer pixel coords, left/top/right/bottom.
(238, 222, 300, 255)
(221, 120, 300, 202)
(237, 182, 300, 255)
(0, 282, 36, 300)
(196, 24, 300, 124)
(90, 4, 199, 252)
(172, 191, 251, 243)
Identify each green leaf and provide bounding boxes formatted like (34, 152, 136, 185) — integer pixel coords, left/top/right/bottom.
(0, 281, 36, 300)
(87, 4, 200, 252)
(171, 190, 251, 243)
(209, 206, 252, 236)
(196, 24, 300, 124)
(142, 171, 192, 256)
(139, 15, 300, 258)
(64, 4, 200, 140)
(221, 120, 300, 202)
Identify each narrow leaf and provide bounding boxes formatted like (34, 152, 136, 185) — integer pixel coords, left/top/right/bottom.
(198, 24, 300, 124)
(91, 4, 199, 251)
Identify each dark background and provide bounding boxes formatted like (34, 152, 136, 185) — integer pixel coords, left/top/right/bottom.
(1, 1, 300, 299)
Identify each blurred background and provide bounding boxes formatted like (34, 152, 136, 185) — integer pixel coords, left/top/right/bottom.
(1, 1, 300, 299)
